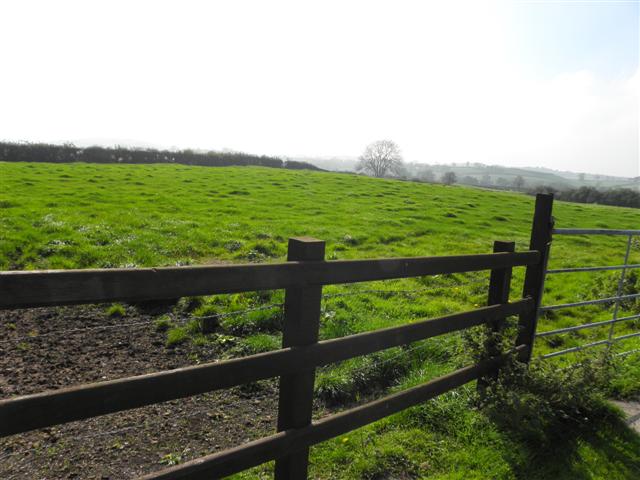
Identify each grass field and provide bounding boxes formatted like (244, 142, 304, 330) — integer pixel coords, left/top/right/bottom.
(1, 161, 640, 478)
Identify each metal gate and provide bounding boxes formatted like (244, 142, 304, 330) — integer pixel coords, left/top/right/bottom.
(537, 228, 640, 359)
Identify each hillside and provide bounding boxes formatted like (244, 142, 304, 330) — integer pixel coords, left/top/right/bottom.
(297, 156, 638, 190)
(1, 162, 640, 479)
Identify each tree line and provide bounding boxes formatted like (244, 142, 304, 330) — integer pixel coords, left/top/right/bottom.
(0, 142, 322, 171)
(529, 185, 640, 209)
(433, 173, 639, 209)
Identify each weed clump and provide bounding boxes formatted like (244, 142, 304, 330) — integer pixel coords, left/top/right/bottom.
(225, 240, 243, 252)
(192, 303, 218, 318)
(359, 450, 419, 479)
(242, 334, 281, 354)
(154, 315, 174, 332)
(606, 352, 640, 399)
(480, 357, 616, 447)
(244, 241, 280, 262)
(315, 346, 425, 405)
(221, 308, 283, 335)
(343, 234, 359, 246)
(165, 327, 189, 347)
(251, 241, 279, 257)
(106, 303, 125, 317)
(188, 307, 219, 333)
(591, 270, 640, 313)
(463, 318, 624, 450)
(176, 296, 205, 313)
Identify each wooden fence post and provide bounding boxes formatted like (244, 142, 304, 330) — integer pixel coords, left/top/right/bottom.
(274, 237, 325, 480)
(516, 193, 554, 363)
(478, 240, 515, 392)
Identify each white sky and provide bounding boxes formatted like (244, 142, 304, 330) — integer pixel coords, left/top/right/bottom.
(1, 0, 638, 177)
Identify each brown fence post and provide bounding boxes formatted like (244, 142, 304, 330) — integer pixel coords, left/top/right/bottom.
(274, 237, 325, 480)
(478, 240, 515, 393)
(516, 193, 554, 363)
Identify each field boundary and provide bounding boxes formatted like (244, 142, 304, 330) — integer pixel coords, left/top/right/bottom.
(0, 194, 555, 479)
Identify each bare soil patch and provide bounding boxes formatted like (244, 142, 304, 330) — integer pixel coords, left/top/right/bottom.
(0, 305, 278, 479)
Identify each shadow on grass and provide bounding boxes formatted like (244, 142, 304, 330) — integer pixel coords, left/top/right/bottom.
(503, 412, 640, 480)
(477, 355, 640, 480)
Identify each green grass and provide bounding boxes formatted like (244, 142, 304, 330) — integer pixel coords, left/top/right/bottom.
(233, 386, 640, 480)
(1, 161, 640, 478)
(165, 326, 189, 347)
(3, 161, 636, 360)
(3, 162, 636, 271)
(105, 303, 125, 318)
(154, 315, 174, 332)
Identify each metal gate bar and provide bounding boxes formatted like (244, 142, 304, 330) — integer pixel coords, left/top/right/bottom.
(538, 227, 639, 359)
(540, 292, 640, 312)
(536, 313, 640, 337)
(540, 331, 640, 359)
(547, 264, 640, 274)
(607, 235, 634, 348)
(553, 229, 640, 236)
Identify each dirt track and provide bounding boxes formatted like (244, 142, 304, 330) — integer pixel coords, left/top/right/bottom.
(0, 305, 278, 479)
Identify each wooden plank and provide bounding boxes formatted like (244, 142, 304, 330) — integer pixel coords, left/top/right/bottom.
(275, 238, 324, 479)
(516, 194, 554, 362)
(478, 241, 514, 392)
(137, 348, 525, 480)
(0, 251, 540, 309)
(0, 299, 533, 437)
(319, 300, 530, 367)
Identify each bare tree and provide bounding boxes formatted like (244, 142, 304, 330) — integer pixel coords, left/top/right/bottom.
(513, 175, 525, 190)
(356, 140, 404, 178)
(441, 171, 457, 185)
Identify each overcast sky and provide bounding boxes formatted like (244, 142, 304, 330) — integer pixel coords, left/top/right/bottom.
(1, 1, 638, 176)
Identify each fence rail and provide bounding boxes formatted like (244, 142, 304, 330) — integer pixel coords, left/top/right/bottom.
(139, 347, 526, 480)
(0, 251, 538, 309)
(0, 194, 555, 480)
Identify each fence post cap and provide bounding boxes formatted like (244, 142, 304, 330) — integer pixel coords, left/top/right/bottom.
(287, 237, 325, 261)
(288, 236, 324, 244)
(492, 240, 515, 251)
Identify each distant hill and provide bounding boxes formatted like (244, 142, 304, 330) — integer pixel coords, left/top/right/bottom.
(288, 156, 358, 172)
(295, 157, 638, 191)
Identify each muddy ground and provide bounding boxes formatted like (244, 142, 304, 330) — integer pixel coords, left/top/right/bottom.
(0, 305, 283, 479)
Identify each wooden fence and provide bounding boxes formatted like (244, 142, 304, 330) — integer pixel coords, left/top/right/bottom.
(0, 194, 554, 479)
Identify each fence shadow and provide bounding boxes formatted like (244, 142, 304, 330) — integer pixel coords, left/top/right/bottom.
(502, 409, 640, 479)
